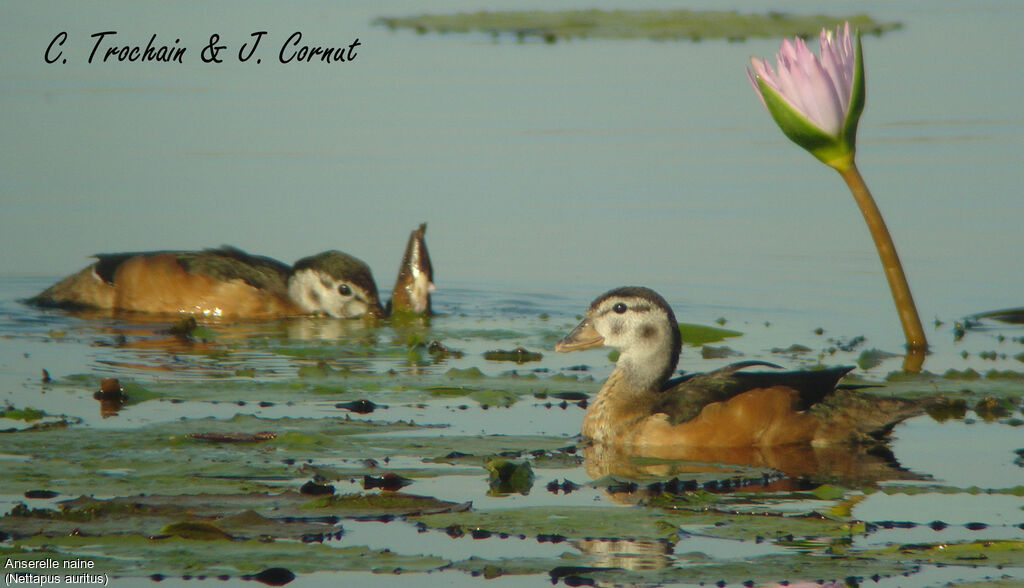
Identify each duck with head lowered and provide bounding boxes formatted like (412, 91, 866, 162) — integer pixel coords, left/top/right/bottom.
(556, 286, 928, 449)
(27, 224, 434, 321)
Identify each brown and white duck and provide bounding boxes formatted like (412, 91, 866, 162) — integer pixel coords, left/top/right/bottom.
(556, 286, 926, 448)
(27, 224, 435, 320)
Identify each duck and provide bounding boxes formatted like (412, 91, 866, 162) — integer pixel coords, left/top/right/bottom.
(556, 286, 927, 448)
(26, 246, 385, 319)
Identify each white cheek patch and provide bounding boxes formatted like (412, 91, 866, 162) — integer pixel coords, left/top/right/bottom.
(289, 269, 348, 316)
(288, 269, 325, 314)
(289, 270, 374, 318)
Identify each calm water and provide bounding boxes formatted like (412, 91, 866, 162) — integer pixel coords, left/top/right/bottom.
(3, 1, 1023, 332)
(2, 0, 1023, 585)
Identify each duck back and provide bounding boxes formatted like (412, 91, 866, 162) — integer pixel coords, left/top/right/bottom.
(657, 363, 854, 424)
(28, 248, 298, 317)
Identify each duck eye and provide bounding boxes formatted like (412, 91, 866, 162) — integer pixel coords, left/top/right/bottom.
(612, 302, 627, 314)
(337, 284, 352, 296)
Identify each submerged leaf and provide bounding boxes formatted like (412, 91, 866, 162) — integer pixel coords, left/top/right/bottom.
(485, 459, 535, 495)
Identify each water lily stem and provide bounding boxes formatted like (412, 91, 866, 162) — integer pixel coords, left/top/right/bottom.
(838, 163, 928, 358)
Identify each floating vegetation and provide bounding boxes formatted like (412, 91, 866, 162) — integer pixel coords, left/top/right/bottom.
(971, 307, 1024, 325)
(678, 322, 743, 346)
(3, 298, 1023, 585)
(0, 406, 46, 422)
(373, 9, 901, 44)
(483, 346, 543, 363)
(485, 459, 535, 495)
(701, 344, 740, 359)
(857, 348, 900, 370)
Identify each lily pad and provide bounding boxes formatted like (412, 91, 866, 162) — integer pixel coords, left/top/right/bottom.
(411, 504, 859, 544)
(678, 323, 743, 347)
(867, 539, 1024, 568)
(483, 347, 543, 363)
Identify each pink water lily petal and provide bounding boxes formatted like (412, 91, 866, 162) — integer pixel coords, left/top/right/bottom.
(793, 39, 844, 134)
(819, 23, 854, 112)
(747, 22, 858, 137)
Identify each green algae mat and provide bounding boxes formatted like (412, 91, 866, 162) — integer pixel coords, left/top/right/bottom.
(373, 10, 900, 43)
(1, 304, 1022, 586)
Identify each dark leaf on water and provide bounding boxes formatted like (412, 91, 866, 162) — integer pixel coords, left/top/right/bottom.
(186, 431, 277, 443)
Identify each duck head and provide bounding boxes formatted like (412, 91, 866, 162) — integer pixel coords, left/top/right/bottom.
(389, 223, 434, 316)
(287, 251, 385, 318)
(556, 286, 682, 392)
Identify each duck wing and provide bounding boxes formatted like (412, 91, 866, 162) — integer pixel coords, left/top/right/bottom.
(656, 362, 854, 425)
(92, 248, 291, 293)
(175, 247, 292, 294)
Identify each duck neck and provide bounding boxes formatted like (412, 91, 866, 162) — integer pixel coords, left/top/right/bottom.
(615, 343, 677, 392)
(583, 342, 679, 443)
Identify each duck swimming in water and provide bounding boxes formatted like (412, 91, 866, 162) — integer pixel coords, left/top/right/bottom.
(27, 247, 383, 319)
(27, 224, 435, 320)
(556, 286, 926, 448)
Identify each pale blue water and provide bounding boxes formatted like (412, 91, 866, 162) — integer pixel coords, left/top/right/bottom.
(3, 0, 1023, 344)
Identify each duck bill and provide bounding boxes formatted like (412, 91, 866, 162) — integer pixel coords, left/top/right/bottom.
(555, 319, 604, 352)
(364, 298, 386, 319)
(391, 223, 434, 315)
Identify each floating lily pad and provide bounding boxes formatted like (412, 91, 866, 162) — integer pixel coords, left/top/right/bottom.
(483, 347, 543, 363)
(678, 323, 743, 347)
(411, 504, 858, 544)
(867, 539, 1024, 568)
(301, 492, 469, 516)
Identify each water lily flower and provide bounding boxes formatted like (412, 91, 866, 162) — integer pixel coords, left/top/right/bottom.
(747, 22, 864, 170)
(746, 22, 928, 364)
